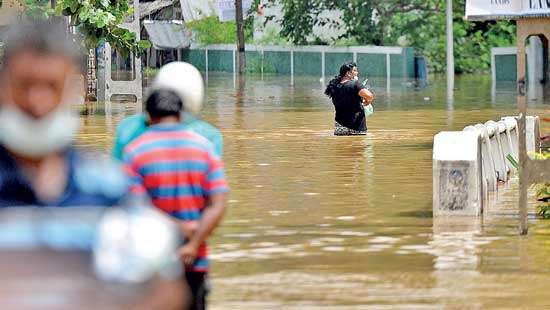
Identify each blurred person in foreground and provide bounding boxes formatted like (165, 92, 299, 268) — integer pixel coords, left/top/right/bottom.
(123, 77, 229, 309)
(0, 18, 128, 206)
(0, 19, 189, 309)
(112, 62, 223, 160)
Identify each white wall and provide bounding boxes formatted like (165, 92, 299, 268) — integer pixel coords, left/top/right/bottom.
(527, 36, 544, 84)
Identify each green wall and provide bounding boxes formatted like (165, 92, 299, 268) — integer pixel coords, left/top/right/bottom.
(246, 51, 263, 73)
(181, 50, 206, 71)
(263, 51, 291, 74)
(325, 52, 354, 76)
(495, 54, 517, 82)
(207, 50, 233, 72)
(294, 52, 322, 76)
(404, 47, 415, 78)
(357, 53, 386, 78)
(182, 46, 416, 79)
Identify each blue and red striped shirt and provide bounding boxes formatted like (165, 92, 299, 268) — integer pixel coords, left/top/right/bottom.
(123, 124, 228, 272)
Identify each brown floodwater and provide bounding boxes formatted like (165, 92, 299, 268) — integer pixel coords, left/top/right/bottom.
(78, 73, 549, 309)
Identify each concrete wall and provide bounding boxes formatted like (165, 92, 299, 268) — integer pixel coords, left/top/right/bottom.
(492, 38, 545, 83)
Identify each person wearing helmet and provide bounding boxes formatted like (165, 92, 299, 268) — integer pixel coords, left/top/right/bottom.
(123, 88, 228, 310)
(112, 62, 223, 160)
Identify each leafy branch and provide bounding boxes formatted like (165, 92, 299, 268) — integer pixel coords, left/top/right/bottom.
(508, 152, 550, 218)
(23, 0, 151, 55)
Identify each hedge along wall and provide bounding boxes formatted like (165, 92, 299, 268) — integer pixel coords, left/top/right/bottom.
(181, 44, 416, 80)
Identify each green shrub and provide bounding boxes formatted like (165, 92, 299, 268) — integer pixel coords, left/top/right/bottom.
(533, 152, 550, 218)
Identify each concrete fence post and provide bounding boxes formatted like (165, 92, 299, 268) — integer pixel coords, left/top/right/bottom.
(205, 48, 209, 82)
(290, 49, 294, 86)
(386, 53, 391, 92)
(474, 124, 498, 193)
(501, 117, 519, 160)
(485, 120, 508, 182)
(464, 125, 495, 199)
(497, 120, 515, 173)
(526, 116, 540, 154)
(321, 51, 325, 83)
(433, 131, 483, 217)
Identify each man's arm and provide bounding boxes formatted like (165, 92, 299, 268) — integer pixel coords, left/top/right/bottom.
(180, 193, 227, 266)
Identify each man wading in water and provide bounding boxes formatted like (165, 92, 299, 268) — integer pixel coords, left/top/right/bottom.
(325, 62, 374, 135)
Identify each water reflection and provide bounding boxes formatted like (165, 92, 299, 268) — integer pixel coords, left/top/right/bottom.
(528, 82, 544, 104)
(431, 218, 483, 271)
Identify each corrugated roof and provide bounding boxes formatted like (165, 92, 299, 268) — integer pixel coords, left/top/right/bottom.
(139, 0, 177, 19)
(143, 20, 191, 50)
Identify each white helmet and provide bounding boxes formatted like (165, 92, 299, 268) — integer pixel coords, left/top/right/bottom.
(150, 62, 204, 115)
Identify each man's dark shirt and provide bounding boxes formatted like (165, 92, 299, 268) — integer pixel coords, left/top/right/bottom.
(0, 146, 128, 207)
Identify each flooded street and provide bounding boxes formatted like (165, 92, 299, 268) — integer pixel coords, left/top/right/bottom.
(78, 74, 549, 309)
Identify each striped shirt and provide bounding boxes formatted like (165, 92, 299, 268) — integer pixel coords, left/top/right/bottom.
(123, 124, 228, 272)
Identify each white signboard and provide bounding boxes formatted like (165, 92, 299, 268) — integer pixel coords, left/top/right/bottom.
(466, 0, 550, 20)
(217, 0, 253, 22)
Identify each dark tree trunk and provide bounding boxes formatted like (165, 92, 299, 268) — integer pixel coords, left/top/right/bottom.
(235, 0, 246, 75)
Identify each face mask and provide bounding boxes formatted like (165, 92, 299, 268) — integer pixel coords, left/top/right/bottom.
(353, 76, 359, 81)
(0, 104, 79, 158)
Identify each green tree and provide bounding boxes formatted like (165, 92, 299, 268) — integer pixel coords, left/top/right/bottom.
(186, 1, 259, 45)
(269, 0, 327, 45)
(272, 0, 516, 74)
(268, 0, 434, 46)
(23, 0, 150, 54)
(383, 0, 515, 73)
(336, 0, 436, 46)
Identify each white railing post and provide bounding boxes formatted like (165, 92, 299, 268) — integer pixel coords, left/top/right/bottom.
(290, 49, 294, 86)
(386, 53, 391, 92)
(321, 51, 325, 83)
(205, 48, 209, 82)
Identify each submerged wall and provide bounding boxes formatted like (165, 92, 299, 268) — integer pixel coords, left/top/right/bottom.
(181, 44, 415, 79)
(492, 37, 546, 83)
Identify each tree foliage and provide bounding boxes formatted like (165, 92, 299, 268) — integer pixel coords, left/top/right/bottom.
(532, 151, 550, 218)
(270, 0, 516, 73)
(266, 0, 335, 45)
(23, 0, 150, 55)
(186, 1, 259, 45)
(187, 16, 239, 45)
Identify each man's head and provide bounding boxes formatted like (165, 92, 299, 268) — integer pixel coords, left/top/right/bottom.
(145, 90, 184, 125)
(1, 18, 83, 118)
(0, 18, 84, 159)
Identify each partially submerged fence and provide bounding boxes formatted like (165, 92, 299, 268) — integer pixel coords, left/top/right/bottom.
(433, 116, 540, 217)
(181, 44, 415, 83)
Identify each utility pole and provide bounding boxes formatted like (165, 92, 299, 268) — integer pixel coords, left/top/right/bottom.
(446, 0, 454, 99)
(235, 0, 246, 75)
